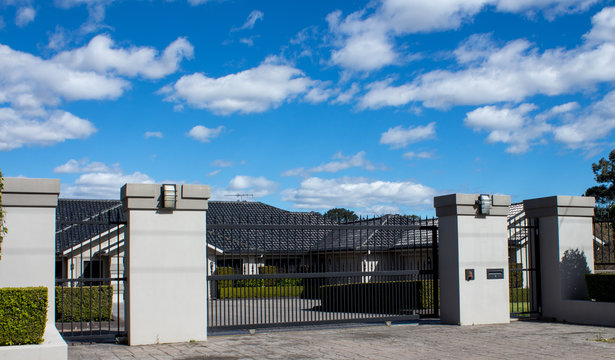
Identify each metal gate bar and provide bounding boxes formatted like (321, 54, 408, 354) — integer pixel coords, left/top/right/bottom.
(508, 215, 541, 317)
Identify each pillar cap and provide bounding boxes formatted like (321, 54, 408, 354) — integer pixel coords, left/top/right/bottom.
(523, 196, 595, 218)
(434, 193, 510, 217)
(121, 183, 210, 211)
(1, 178, 60, 208)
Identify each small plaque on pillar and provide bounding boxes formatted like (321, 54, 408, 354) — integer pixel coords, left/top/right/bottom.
(486, 268, 504, 279)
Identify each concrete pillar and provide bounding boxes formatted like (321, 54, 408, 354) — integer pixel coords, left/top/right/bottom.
(121, 183, 210, 346)
(523, 196, 595, 308)
(0, 178, 67, 359)
(434, 193, 511, 325)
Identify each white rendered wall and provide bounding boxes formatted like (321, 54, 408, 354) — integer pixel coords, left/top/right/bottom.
(0, 178, 67, 360)
(435, 194, 511, 326)
(126, 210, 207, 345)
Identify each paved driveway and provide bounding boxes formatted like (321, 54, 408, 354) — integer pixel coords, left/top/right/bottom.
(68, 320, 615, 360)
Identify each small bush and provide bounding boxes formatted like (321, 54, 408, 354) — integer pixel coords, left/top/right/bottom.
(215, 267, 234, 288)
(585, 273, 615, 302)
(0, 287, 47, 346)
(55, 285, 113, 322)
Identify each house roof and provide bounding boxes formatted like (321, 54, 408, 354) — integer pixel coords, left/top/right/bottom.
(55, 199, 533, 254)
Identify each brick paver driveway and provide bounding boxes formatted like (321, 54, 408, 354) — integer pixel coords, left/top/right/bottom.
(68, 320, 615, 360)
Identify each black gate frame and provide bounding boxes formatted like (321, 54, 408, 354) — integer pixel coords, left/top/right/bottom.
(508, 216, 541, 317)
(207, 218, 439, 330)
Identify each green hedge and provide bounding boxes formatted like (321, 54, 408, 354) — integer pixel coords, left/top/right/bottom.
(509, 263, 523, 288)
(0, 287, 47, 346)
(318, 280, 435, 314)
(55, 285, 113, 322)
(259, 266, 277, 286)
(217, 286, 303, 299)
(510, 287, 529, 303)
(585, 273, 615, 302)
(215, 267, 234, 288)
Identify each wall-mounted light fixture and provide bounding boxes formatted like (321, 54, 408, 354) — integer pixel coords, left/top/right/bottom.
(477, 194, 492, 215)
(162, 184, 177, 209)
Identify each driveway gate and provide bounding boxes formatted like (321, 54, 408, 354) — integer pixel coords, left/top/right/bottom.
(55, 200, 127, 342)
(508, 208, 541, 317)
(207, 212, 438, 330)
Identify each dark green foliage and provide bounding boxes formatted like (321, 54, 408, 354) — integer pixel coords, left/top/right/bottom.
(324, 208, 358, 223)
(585, 149, 615, 221)
(0, 287, 47, 346)
(55, 285, 113, 322)
(509, 263, 523, 288)
(318, 280, 435, 314)
(585, 273, 615, 302)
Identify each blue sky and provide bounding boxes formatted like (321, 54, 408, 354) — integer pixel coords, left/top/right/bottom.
(1, 0, 614, 216)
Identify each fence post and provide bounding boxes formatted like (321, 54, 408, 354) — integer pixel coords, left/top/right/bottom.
(0, 178, 67, 359)
(523, 196, 596, 318)
(434, 193, 511, 325)
(122, 183, 210, 345)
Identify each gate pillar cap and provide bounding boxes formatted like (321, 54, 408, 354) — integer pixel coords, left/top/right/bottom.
(434, 193, 510, 217)
(523, 196, 595, 218)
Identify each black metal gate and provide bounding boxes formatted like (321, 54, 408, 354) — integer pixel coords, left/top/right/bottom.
(508, 213, 541, 317)
(593, 218, 614, 269)
(55, 199, 127, 342)
(207, 212, 438, 330)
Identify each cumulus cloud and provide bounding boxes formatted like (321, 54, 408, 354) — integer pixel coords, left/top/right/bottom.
(187, 125, 224, 142)
(161, 57, 317, 114)
(464, 103, 550, 153)
(361, 8, 615, 109)
(226, 175, 278, 197)
(327, 0, 599, 72)
(15, 6, 36, 27)
(52, 35, 194, 79)
(58, 159, 155, 199)
(282, 176, 436, 211)
(380, 122, 435, 149)
(144, 131, 163, 139)
(0, 108, 96, 151)
(283, 151, 381, 177)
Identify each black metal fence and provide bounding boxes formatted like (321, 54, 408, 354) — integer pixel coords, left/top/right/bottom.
(594, 218, 615, 269)
(55, 200, 126, 342)
(508, 215, 541, 317)
(207, 214, 438, 330)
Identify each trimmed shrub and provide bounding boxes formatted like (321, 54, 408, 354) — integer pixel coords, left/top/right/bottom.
(215, 267, 234, 288)
(258, 266, 277, 286)
(509, 263, 523, 288)
(218, 286, 303, 299)
(0, 287, 47, 346)
(55, 285, 113, 322)
(585, 273, 615, 302)
(319, 280, 428, 314)
(234, 279, 265, 287)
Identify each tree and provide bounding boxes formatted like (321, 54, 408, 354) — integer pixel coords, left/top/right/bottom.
(585, 149, 615, 220)
(324, 208, 358, 223)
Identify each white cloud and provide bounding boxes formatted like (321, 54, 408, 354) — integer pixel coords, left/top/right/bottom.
(331, 83, 360, 104)
(187, 0, 211, 5)
(328, 0, 601, 72)
(0, 108, 96, 151)
(304, 86, 333, 104)
(58, 159, 155, 199)
(187, 125, 224, 142)
(54, 158, 112, 173)
(207, 169, 222, 177)
(161, 57, 317, 114)
(361, 8, 615, 109)
(282, 176, 436, 211)
(552, 90, 615, 149)
(15, 6, 36, 27)
(380, 122, 435, 149)
(464, 103, 549, 153)
(233, 10, 264, 31)
(210, 159, 234, 167)
(144, 131, 163, 139)
(52, 35, 194, 79)
(283, 151, 380, 177)
(403, 151, 435, 160)
(227, 175, 278, 197)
